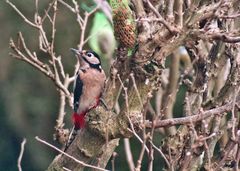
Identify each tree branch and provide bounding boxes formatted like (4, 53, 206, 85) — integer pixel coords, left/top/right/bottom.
(36, 136, 108, 171)
(17, 138, 26, 171)
(146, 96, 240, 128)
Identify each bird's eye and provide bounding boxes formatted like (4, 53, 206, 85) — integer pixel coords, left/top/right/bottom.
(87, 52, 93, 57)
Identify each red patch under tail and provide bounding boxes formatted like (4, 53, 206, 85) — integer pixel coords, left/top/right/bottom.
(72, 112, 85, 129)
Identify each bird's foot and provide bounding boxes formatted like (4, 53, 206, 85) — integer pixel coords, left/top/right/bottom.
(99, 98, 110, 111)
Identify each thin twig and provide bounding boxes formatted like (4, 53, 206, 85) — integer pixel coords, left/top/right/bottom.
(117, 74, 149, 154)
(17, 138, 27, 171)
(51, 0, 57, 54)
(35, 136, 109, 171)
(117, 74, 129, 115)
(136, 105, 149, 171)
(167, 0, 174, 21)
(161, 51, 180, 135)
(127, 125, 149, 154)
(219, 13, 240, 19)
(131, 0, 145, 17)
(6, 0, 39, 28)
(58, 0, 76, 13)
(176, 0, 183, 28)
(41, 0, 57, 22)
(78, 5, 99, 50)
(231, 87, 239, 140)
(124, 138, 135, 171)
(9, 37, 71, 99)
(111, 152, 117, 171)
(56, 76, 71, 128)
(146, 97, 240, 128)
(63, 167, 72, 171)
(149, 141, 170, 168)
(147, 142, 153, 171)
(215, 136, 240, 170)
(56, 56, 66, 79)
(146, 0, 177, 34)
(130, 73, 143, 108)
(118, 74, 150, 154)
(7, 0, 73, 108)
(208, 32, 240, 43)
(72, 0, 84, 25)
(135, 133, 147, 171)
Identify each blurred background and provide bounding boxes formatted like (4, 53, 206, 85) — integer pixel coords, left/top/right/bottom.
(0, 1, 122, 170)
(0, 0, 184, 170)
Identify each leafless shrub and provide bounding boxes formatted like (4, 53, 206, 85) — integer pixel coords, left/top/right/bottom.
(7, 0, 240, 170)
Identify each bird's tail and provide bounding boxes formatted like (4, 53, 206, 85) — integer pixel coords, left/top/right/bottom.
(64, 113, 85, 152)
(64, 126, 79, 152)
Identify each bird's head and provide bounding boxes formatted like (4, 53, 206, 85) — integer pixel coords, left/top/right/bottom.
(71, 48, 102, 70)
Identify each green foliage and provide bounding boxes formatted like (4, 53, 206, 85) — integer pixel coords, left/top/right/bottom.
(81, 0, 95, 12)
(88, 12, 116, 58)
(109, 0, 129, 10)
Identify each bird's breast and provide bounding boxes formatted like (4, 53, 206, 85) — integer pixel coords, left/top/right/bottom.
(77, 69, 106, 114)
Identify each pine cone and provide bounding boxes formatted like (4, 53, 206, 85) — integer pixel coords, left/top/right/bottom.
(113, 6, 136, 48)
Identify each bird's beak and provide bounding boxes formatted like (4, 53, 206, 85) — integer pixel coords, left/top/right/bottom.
(70, 48, 81, 56)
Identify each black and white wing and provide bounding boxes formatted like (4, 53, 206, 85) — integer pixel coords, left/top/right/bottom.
(73, 73, 83, 113)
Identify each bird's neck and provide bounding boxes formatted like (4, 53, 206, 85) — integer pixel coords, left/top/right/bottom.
(79, 65, 102, 73)
(79, 63, 90, 71)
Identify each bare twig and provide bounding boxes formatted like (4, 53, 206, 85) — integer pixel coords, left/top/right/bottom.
(111, 152, 117, 171)
(9, 35, 71, 99)
(6, 0, 39, 28)
(146, 97, 240, 128)
(175, 0, 183, 28)
(149, 141, 170, 168)
(135, 133, 148, 171)
(231, 87, 239, 140)
(9, 38, 54, 79)
(8, 0, 77, 137)
(167, 0, 174, 22)
(78, 4, 99, 50)
(135, 105, 149, 171)
(117, 74, 148, 153)
(208, 32, 240, 43)
(56, 75, 72, 128)
(130, 73, 143, 108)
(147, 141, 153, 171)
(161, 51, 180, 135)
(72, 0, 84, 25)
(219, 13, 240, 19)
(63, 167, 72, 171)
(35, 136, 109, 171)
(131, 0, 145, 17)
(17, 138, 26, 171)
(117, 74, 129, 115)
(146, 0, 178, 34)
(124, 138, 135, 171)
(58, 0, 76, 13)
(215, 134, 240, 170)
(41, 0, 57, 22)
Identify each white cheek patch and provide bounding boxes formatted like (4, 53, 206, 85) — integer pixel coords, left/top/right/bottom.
(88, 57, 100, 65)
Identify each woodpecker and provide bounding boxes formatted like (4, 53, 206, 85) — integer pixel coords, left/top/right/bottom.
(65, 49, 106, 151)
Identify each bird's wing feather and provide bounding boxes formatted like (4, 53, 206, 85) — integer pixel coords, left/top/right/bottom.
(73, 73, 83, 112)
